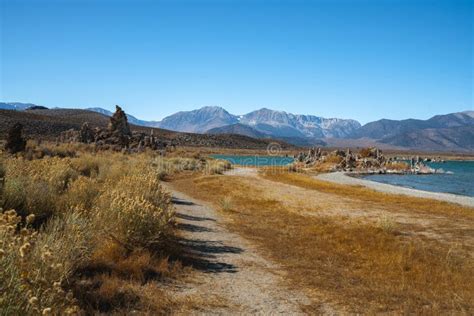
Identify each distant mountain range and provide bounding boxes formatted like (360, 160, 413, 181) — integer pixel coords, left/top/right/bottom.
(351, 111, 474, 139)
(351, 111, 474, 151)
(2, 102, 473, 152)
(0, 102, 39, 111)
(153, 106, 361, 139)
(207, 123, 266, 139)
(155, 106, 238, 133)
(150, 106, 473, 152)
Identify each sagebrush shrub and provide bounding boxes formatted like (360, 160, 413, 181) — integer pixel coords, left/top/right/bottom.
(2, 178, 27, 213)
(0, 210, 82, 315)
(96, 170, 174, 248)
(207, 160, 231, 175)
(219, 196, 234, 212)
(59, 176, 100, 211)
(0, 149, 178, 314)
(377, 214, 397, 233)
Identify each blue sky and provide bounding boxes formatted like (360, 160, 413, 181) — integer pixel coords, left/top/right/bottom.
(1, 0, 472, 124)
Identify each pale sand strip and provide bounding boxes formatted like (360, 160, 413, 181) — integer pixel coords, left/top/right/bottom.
(316, 172, 474, 208)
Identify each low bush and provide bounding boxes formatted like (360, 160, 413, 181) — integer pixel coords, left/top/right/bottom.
(95, 170, 174, 249)
(219, 196, 234, 212)
(2, 158, 78, 220)
(0, 210, 83, 315)
(23, 140, 78, 160)
(206, 159, 232, 175)
(151, 156, 231, 177)
(0, 149, 177, 314)
(377, 213, 397, 233)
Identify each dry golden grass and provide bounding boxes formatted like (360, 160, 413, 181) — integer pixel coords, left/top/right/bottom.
(151, 155, 231, 181)
(0, 210, 85, 314)
(0, 146, 190, 314)
(261, 169, 474, 219)
(0, 143, 238, 314)
(72, 238, 191, 314)
(172, 173, 474, 314)
(78, 273, 230, 315)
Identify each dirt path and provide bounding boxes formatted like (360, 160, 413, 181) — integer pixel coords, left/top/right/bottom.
(162, 184, 314, 314)
(162, 168, 474, 313)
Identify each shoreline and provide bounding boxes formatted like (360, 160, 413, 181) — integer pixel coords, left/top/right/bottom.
(316, 172, 474, 208)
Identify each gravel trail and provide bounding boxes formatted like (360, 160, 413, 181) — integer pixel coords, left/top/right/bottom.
(163, 185, 315, 314)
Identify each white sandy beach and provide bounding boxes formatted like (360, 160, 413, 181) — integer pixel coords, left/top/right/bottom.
(316, 172, 474, 208)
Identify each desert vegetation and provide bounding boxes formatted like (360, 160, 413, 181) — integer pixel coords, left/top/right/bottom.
(172, 168, 474, 314)
(0, 141, 235, 314)
(2, 132, 472, 314)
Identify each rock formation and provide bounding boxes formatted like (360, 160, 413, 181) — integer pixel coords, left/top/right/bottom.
(79, 122, 95, 144)
(58, 129, 79, 143)
(296, 146, 440, 174)
(58, 106, 168, 153)
(108, 105, 131, 136)
(294, 147, 398, 172)
(295, 146, 324, 164)
(5, 123, 27, 154)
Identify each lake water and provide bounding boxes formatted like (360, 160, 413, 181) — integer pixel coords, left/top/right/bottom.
(363, 161, 474, 197)
(210, 154, 294, 166)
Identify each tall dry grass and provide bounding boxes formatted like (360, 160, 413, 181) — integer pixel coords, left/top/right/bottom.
(0, 148, 179, 314)
(147, 156, 231, 183)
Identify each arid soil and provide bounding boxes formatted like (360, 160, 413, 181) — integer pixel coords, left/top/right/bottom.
(166, 167, 474, 313)
(162, 185, 318, 314)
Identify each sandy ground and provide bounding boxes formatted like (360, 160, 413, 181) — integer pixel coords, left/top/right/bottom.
(316, 172, 474, 208)
(161, 168, 473, 313)
(162, 184, 322, 315)
(226, 168, 474, 249)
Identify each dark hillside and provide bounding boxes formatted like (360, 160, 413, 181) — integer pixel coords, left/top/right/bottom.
(0, 109, 294, 149)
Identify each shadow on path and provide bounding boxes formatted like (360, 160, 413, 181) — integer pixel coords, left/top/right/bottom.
(174, 237, 243, 273)
(175, 213, 216, 222)
(172, 197, 197, 206)
(168, 193, 243, 273)
(176, 222, 214, 233)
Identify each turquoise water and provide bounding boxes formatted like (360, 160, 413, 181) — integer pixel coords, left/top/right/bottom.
(364, 161, 474, 197)
(210, 154, 294, 166)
